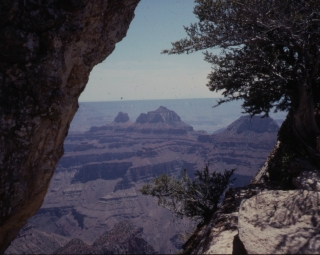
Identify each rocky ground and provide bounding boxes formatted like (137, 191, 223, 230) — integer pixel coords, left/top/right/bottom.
(6, 107, 279, 254)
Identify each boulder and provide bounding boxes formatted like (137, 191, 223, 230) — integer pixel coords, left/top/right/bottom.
(238, 190, 320, 254)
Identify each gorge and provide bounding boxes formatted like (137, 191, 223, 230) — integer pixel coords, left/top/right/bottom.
(2, 1, 320, 254)
(6, 107, 279, 254)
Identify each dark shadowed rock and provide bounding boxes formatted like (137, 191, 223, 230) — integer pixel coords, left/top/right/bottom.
(136, 113, 149, 124)
(54, 239, 92, 255)
(150, 113, 165, 123)
(114, 112, 130, 123)
(54, 221, 156, 254)
(4, 223, 70, 255)
(72, 162, 133, 184)
(227, 116, 279, 134)
(0, 1, 140, 252)
(198, 116, 279, 146)
(135, 106, 193, 131)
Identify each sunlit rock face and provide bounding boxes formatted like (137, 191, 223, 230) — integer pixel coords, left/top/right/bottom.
(0, 0, 140, 252)
(238, 190, 320, 254)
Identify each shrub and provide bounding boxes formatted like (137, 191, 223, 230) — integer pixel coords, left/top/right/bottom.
(140, 165, 235, 223)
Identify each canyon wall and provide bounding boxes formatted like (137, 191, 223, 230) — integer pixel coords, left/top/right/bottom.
(0, 1, 140, 252)
(6, 110, 279, 254)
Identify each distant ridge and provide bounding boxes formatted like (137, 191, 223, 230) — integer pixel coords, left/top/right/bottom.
(226, 116, 279, 134)
(198, 115, 279, 144)
(89, 106, 195, 134)
(71, 99, 287, 133)
(135, 106, 193, 131)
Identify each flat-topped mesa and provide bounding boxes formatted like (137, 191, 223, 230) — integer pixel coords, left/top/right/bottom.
(135, 106, 193, 131)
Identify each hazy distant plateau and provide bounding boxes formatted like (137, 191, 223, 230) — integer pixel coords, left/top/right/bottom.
(6, 99, 286, 254)
(72, 98, 287, 133)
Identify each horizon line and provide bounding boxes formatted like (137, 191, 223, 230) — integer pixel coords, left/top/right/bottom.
(78, 97, 223, 103)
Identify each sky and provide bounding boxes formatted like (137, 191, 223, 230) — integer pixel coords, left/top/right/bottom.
(79, 0, 221, 102)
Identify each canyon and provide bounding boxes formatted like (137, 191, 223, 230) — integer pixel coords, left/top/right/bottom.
(2, 1, 319, 254)
(6, 107, 279, 254)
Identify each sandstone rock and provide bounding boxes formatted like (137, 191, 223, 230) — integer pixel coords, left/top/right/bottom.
(0, 0, 140, 252)
(238, 190, 320, 254)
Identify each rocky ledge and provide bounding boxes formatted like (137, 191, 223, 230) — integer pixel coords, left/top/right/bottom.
(182, 180, 320, 254)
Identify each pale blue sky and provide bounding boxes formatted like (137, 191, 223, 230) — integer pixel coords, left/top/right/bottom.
(79, 0, 221, 102)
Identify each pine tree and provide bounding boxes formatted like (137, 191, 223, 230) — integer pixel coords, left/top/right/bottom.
(163, 0, 320, 186)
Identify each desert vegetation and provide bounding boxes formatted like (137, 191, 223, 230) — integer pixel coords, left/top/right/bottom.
(140, 165, 235, 224)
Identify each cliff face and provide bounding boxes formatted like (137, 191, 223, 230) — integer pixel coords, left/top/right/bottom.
(0, 1, 140, 252)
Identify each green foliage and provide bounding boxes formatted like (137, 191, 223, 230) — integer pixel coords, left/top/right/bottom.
(140, 165, 235, 223)
(163, 0, 320, 117)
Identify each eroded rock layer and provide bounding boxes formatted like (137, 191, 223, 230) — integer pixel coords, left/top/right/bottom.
(7, 110, 279, 254)
(0, 1, 140, 252)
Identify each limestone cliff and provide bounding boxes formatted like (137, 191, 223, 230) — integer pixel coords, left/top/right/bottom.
(0, 0, 140, 252)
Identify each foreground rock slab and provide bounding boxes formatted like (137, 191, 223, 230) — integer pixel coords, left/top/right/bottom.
(181, 185, 266, 254)
(238, 190, 320, 254)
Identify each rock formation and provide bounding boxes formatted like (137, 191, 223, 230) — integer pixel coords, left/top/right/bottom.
(198, 115, 278, 177)
(7, 110, 279, 254)
(54, 221, 156, 254)
(114, 112, 130, 123)
(181, 184, 266, 254)
(238, 190, 320, 254)
(0, 1, 140, 252)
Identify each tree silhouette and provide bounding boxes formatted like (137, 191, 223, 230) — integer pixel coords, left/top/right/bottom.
(163, 0, 320, 186)
(140, 165, 235, 223)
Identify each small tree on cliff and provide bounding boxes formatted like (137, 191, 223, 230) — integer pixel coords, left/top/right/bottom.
(140, 166, 235, 223)
(163, 0, 320, 186)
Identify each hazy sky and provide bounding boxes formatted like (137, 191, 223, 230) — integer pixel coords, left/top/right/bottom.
(79, 0, 221, 102)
